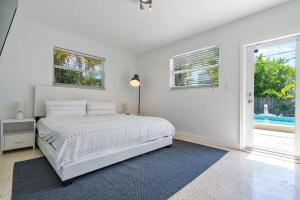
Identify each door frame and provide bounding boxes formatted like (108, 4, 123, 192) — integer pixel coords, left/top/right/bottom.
(240, 32, 300, 154)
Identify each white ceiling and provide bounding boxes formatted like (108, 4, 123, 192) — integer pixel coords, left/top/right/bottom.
(18, 0, 290, 54)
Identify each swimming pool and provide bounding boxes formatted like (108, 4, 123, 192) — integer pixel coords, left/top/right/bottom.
(254, 115, 295, 126)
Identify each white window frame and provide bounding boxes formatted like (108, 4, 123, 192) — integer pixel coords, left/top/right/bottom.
(170, 45, 219, 89)
(53, 47, 105, 90)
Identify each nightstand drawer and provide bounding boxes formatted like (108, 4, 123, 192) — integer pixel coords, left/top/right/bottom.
(4, 133, 34, 150)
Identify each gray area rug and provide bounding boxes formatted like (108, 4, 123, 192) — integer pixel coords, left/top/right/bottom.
(12, 140, 227, 200)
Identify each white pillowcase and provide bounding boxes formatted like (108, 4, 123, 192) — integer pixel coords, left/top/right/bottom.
(87, 102, 117, 116)
(45, 100, 87, 118)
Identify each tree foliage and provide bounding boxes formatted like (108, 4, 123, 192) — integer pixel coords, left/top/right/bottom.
(262, 81, 295, 101)
(53, 49, 103, 87)
(254, 55, 295, 98)
(262, 82, 295, 114)
(254, 55, 295, 115)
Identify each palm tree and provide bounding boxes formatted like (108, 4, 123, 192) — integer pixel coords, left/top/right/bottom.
(262, 81, 295, 116)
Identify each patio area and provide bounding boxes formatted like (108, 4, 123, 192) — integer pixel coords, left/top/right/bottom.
(252, 129, 294, 154)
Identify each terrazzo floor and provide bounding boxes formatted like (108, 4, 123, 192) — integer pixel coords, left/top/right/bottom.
(1, 139, 300, 200)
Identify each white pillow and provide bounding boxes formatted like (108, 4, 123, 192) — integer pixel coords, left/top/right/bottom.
(87, 102, 116, 116)
(45, 100, 87, 118)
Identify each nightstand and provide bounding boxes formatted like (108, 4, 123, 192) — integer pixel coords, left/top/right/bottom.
(0, 118, 35, 155)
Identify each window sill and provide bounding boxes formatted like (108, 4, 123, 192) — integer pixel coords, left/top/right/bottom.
(170, 84, 219, 90)
(53, 84, 105, 90)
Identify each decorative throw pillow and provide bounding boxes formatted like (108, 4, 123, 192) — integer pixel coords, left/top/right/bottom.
(45, 100, 87, 118)
(87, 102, 117, 116)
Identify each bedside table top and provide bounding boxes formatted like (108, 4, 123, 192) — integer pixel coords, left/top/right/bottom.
(1, 118, 35, 124)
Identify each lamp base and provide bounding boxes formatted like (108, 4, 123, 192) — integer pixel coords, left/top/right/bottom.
(16, 112, 23, 120)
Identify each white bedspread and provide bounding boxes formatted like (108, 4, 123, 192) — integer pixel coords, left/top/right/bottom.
(37, 114, 175, 169)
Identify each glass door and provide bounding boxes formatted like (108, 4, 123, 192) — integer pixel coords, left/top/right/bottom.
(246, 36, 299, 157)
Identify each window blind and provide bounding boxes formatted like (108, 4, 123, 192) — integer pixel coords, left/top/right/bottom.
(170, 46, 219, 88)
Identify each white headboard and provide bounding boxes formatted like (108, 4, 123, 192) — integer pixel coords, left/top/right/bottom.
(34, 85, 111, 117)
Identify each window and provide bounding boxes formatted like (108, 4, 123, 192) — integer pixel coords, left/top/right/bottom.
(170, 46, 219, 88)
(53, 47, 105, 89)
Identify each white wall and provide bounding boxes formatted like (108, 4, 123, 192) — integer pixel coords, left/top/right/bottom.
(0, 3, 138, 119)
(138, 0, 300, 148)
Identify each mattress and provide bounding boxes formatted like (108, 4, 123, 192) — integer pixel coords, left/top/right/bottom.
(37, 114, 175, 169)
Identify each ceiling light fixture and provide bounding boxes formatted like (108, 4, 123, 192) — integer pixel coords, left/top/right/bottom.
(140, 0, 152, 11)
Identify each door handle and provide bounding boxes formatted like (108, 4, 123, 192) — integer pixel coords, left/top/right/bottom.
(248, 99, 253, 103)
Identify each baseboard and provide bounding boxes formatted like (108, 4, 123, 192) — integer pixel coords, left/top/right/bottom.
(175, 132, 240, 150)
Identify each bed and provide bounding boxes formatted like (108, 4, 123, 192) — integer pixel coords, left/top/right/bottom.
(34, 86, 175, 186)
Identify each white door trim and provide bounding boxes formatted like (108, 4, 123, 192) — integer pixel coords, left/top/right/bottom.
(239, 43, 248, 149)
(295, 35, 300, 157)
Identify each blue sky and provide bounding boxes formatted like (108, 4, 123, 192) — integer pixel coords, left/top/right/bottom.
(256, 41, 296, 67)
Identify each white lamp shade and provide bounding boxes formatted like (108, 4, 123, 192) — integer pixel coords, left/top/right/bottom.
(16, 102, 24, 112)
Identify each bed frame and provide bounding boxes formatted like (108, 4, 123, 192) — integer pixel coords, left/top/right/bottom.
(34, 86, 173, 186)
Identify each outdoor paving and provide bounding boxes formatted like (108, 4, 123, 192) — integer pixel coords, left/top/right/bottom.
(252, 129, 294, 154)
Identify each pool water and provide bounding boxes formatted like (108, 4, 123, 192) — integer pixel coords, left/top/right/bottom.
(254, 115, 295, 126)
